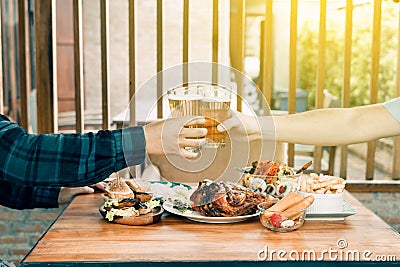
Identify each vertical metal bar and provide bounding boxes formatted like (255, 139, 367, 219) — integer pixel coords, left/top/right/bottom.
(342, 1, 352, 110)
(0, 1, 3, 114)
(18, 0, 31, 131)
(9, 0, 18, 122)
(288, 0, 298, 115)
(369, 0, 381, 108)
(366, 0, 382, 180)
(394, 137, 400, 180)
(24, 0, 31, 124)
(100, 0, 110, 129)
(393, 5, 400, 180)
(73, 0, 84, 133)
(129, 0, 137, 178)
(212, 0, 218, 84)
(35, 0, 58, 133)
(340, 0, 353, 178)
(129, 0, 136, 127)
(262, 0, 273, 106)
(1, 0, 9, 114)
(316, 0, 326, 110)
(156, 0, 163, 118)
(183, 0, 189, 85)
(313, 0, 327, 173)
(236, 0, 245, 112)
(287, 0, 298, 167)
(259, 20, 264, 92)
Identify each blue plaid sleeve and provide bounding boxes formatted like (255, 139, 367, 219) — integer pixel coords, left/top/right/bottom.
(0, 180, 60, 209)
(383, 97, 400, 123)
(0, 115, 146, 187)
(33, 187, 61, 208)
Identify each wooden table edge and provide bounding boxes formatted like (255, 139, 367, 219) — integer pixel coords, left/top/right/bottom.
(20, 259, 400, 266)
(20, 197, 73, 265)
(20, 191, 400, 266)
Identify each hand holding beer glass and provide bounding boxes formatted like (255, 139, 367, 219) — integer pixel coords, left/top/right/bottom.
(167, 84, 231, 149)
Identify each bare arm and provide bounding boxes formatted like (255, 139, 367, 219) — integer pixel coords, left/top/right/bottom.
(272, 104, 400, 146)
(218, 104, 400, 146)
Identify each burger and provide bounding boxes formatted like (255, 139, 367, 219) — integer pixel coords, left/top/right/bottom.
(103, 178, 160, 222)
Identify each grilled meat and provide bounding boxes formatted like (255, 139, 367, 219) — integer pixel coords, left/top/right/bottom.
(190, 180, 275, 217)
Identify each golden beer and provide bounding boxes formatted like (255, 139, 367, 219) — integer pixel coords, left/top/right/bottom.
(201, 99, 230, 147)
(168, 86, 231, 148)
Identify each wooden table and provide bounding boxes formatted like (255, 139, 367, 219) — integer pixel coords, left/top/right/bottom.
(21, 192, 400, 266)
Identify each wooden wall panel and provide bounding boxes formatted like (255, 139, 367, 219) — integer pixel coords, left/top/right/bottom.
(56, 0, 73, 45)
(35, 0, 58, 133)
(57, 45, 75, 112)
(56, 0, 75, 113)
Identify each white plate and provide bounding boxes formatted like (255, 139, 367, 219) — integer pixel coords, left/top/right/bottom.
(305, 200, 357, 221)
(135, 181, 193, 202)
(163, 201, 259, 224)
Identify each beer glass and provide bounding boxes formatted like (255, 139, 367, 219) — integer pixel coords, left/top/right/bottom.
(167, 84, 231, 148)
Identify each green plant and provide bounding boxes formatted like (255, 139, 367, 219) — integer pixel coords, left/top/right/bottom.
(297, 1, 398, 108)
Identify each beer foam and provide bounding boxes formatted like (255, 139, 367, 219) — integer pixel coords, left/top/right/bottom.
(168, 95, 202, 101)
(200, 96, 230, 102)
(168, 95, 229, 102)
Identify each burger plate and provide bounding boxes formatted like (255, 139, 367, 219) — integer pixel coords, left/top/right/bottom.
(99, 206, 164, 226)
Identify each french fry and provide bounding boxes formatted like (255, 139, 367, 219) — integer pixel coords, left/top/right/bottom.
(300, 176, 307, 192)
(331, 184, 345, 190)
(300, 174, 345, 194)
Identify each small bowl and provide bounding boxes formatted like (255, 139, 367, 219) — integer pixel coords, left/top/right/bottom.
(258, 202, 306, 232)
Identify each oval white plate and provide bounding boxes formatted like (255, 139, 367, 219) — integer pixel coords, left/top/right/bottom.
(163, 201, 259, 224)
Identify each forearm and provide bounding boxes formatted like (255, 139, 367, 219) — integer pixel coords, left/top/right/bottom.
(0, 180, 60, 209)
(267, 104, 400, 146)
(0, 117, 146, 187)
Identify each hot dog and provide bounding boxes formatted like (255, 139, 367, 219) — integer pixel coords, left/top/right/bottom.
(284, 195, 314, 219)
(260, 193, 315, 223)
(268, 192, 304, 212)
(260, 192, 304, 220)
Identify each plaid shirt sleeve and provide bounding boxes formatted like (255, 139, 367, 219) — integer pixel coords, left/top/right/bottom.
(0, 114, 146, 187)
(0, 180, 60, 209)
